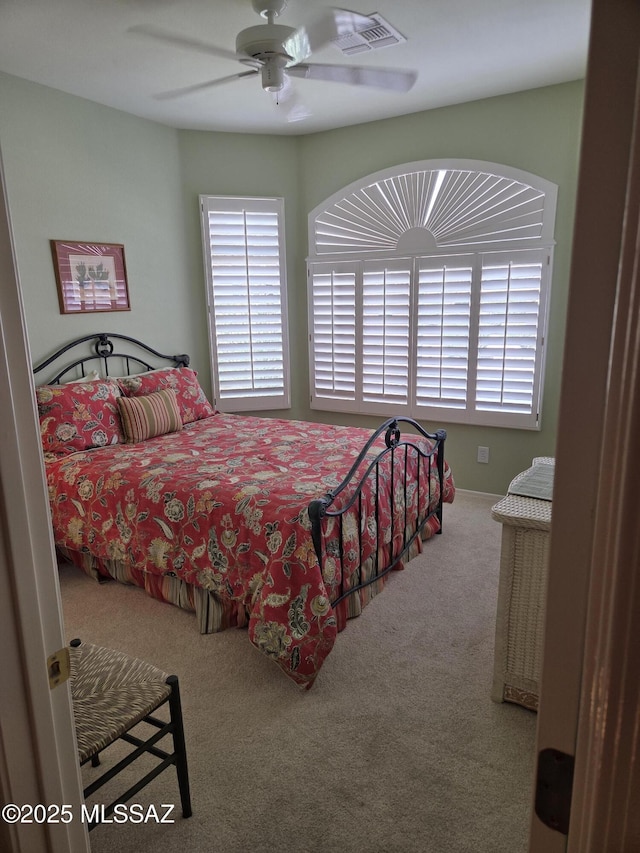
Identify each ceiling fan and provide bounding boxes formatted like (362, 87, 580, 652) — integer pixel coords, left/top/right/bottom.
(129, 0, 417, 114)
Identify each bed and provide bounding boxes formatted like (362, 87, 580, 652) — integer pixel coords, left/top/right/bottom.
(34, 333, 455, 688)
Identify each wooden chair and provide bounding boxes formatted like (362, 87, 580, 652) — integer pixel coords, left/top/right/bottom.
(69, 639, 192, 830)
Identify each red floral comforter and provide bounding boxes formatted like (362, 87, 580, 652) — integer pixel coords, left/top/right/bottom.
(47, 413, 454, 687)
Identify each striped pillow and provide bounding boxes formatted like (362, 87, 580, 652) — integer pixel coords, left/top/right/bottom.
(117, 389, 182, 443)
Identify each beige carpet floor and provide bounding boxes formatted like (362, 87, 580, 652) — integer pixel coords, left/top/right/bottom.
(58, 490, 537, 853)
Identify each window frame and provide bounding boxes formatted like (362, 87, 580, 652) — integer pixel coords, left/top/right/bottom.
(201, 194, 291, 412)
(307, 160, 557, 430)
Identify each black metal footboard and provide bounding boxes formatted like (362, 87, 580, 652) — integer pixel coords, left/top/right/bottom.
(308, 417, 447, 608)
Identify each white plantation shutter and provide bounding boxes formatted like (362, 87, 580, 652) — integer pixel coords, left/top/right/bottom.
(308, 160, 557, 428)
(362, 264, 411, 409)
(415, 258, 473, 410)
(311, 164, 554, 255)
(475, 252, 546, 420)
(201, 196, 290, 411)
(310, 264, 356, 405)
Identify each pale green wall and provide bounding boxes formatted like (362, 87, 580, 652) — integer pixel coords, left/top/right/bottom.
(0, 71, 584, 494)
(0, 73, 207, 373)
(176, 129, 302, 405)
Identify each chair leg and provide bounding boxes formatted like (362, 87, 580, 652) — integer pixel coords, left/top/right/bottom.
(91, 753, 101, 768)
(166, 675, 192, 818)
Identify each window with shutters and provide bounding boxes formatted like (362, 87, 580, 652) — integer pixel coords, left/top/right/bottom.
(201, 195, 290, 411)
(307, 160, 557, 429)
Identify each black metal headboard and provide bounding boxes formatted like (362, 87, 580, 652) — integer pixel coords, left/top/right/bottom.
(32, 332, 190, 384)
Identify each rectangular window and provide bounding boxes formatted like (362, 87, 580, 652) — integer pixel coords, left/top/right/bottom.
(201, 196, 290, 411)
(308, 248, 550, 428)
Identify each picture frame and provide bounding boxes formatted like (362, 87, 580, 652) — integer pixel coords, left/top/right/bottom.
(50, 240, 130, 314)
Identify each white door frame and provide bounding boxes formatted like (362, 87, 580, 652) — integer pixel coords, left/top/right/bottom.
(0, 153, 89, 852)
(530, 0, 640, 850)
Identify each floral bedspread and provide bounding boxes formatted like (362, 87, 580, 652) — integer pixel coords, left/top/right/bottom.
(47, 413, 454, 687)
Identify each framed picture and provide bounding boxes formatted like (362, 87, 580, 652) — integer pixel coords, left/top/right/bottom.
(50, 241, 130, 314)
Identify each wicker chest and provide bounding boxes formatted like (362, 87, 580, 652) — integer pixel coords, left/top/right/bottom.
(490, 458, 554, 711)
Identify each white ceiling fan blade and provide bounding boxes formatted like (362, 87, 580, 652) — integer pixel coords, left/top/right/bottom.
(288, 63, 417, 92)
(128, 24, 240, 62)
(155, 70, 258, 100)
(284, 7, 378, 65)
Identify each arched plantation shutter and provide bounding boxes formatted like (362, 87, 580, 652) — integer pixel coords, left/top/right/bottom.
(307, 160, 556, 428)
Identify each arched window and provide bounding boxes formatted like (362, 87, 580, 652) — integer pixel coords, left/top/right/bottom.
(307, 160, 557, 429)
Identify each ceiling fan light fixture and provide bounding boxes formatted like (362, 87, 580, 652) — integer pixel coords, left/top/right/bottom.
(261, 55, 287, 92)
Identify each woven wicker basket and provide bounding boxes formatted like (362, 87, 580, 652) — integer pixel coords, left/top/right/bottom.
(490, 458, 554, 711)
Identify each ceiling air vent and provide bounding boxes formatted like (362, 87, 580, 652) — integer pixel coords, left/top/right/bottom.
(332, 13, 408, 55)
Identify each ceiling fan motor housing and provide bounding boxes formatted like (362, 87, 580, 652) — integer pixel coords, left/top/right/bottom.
(235, 24, 296, 61)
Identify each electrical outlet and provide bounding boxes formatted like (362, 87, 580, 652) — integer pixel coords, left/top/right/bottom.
(477, 446, 490, 464)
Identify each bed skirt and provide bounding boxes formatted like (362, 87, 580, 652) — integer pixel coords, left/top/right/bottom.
(57, 518, 432, 636)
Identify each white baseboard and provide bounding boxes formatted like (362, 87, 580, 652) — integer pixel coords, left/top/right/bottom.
(454, 487, 503, 500)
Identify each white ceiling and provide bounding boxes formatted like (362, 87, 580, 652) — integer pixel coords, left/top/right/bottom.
(0, 0, 592, 136)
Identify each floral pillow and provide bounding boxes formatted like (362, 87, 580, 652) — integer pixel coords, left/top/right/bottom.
(117, 367, 215, 424)
(36, 381, 124, 457)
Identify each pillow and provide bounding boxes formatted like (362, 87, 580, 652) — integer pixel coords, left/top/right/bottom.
(62, 369, 101, 384)
(117, 367, 215, 424)
(117, 389, 183, 443)
(36, 381, 124, 457)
